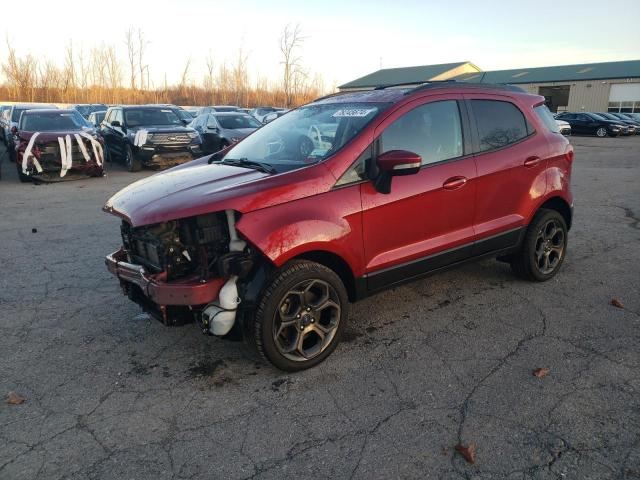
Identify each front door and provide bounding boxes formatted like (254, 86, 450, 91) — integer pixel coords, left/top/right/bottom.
(360, 96, 477, 292)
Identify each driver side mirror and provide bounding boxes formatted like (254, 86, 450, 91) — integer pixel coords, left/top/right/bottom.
(207, 125, 219, 132)
(111, 120, 121, 128)
(374, 150, 421, 194)
(11, 126, 18, 135)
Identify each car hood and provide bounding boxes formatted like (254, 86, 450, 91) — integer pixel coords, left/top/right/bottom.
(18, 129, 99, 143)
(221, 127, 257, 138)
(103, 156, 335, 227)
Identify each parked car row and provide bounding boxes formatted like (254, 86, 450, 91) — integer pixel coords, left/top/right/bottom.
(554, 111, 640, 137)
(1, 101, 289, 182)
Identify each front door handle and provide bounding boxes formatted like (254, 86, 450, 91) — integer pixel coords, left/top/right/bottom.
(524, 156, 542, 168)
(443, 176, 467, 190)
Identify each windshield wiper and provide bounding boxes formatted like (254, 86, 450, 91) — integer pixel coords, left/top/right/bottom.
(216, 157, 276, 174)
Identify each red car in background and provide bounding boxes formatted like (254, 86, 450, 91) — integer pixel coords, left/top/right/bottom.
(15, 109, 105, 182)
(104, 82, 574, 371)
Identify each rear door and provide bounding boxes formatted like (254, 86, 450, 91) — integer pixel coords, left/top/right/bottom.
(360, 95, 478, 291)
(464, 94, 548, 252)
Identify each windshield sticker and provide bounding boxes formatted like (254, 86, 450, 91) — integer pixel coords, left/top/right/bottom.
(332, 108, 376, 118)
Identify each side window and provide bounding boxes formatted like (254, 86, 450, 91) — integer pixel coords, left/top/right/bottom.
(379, 100, 463, 166)
(335, 145, 372, 187)
(576, 114, 589, 121)
(534, 105, 560, 133)
(104, 110, 113, 124)
(114, 109, 123, 125)
(471, 100, 530, 152)
(206, 115, 217, 128)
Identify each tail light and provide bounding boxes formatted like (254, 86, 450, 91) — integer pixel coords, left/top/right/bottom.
(564, 145, 574, 163)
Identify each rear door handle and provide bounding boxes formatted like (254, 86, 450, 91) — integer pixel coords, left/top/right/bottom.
(442, 176, 467, 190)
(523, 156, 542, 168)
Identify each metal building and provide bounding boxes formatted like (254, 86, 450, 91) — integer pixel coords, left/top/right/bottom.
(339, 60, 640, 113)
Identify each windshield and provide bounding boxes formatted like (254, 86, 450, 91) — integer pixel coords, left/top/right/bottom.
(175, 109, 192, 121)
(216, 114, 261, 129)
(125, 108, 182, 127)
(221, 102, 388, 172)
(20, 110, 91, 131)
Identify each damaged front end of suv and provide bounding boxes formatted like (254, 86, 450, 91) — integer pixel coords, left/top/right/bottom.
(107, 208, 259, 335)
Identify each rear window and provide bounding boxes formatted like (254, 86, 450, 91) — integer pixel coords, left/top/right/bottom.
(534, 105, 560, 133)
(471, 100, 531, 152)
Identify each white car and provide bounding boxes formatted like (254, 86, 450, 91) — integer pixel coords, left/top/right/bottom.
(556, 119, 571, 136)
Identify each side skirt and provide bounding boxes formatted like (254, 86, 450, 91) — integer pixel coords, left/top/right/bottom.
(354, 227, 525, 300)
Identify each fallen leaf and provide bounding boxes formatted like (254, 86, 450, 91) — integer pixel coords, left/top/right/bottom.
(533, 367, 551, 378)
(6, 392, 25, 405)
(611, 298, 624, 309)
(455, 443, 476, 464)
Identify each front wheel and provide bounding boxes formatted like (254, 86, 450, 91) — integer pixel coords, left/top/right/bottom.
(124, 144, 141, 172)
(249, 260, 349, 371)
(511, 209, 568, 282)
(595, 127, 608, 138)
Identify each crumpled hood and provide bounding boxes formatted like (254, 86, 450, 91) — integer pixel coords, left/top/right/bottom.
(104, 157, 335, 227)
(19, 129, 98, 143)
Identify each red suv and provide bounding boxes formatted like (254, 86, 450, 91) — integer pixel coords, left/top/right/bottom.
(104, 82, 573, 371)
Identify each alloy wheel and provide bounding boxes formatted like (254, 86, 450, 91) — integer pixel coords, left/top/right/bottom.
(534, 219, 565, 275)
(596, 127, 607, 137)
(272, 278, 341, 362)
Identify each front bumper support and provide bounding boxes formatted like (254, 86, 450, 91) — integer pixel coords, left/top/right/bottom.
(105, 248, 225, 306)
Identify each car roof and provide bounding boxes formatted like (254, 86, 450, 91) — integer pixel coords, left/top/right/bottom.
(23, 109, 74, 115)
(312, 81, 535, 106)
(212, 112, 251, 116)
(12, 104, 57, 109)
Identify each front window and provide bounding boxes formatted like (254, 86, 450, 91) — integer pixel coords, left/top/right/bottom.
(215, 114, 261, 129)
(220, 102, 389, 172)
(12, 108, 27, 122)
(20, 110, 90, 131)
(124, 108, 182, 127)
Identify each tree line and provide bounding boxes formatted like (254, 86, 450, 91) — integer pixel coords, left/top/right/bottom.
(0, 25, 328, 108)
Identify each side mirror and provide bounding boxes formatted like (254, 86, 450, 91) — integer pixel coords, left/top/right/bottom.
(11, 126, 18, 135)
(207, 125, 219, 132)
(374, 150, 421, 194)
(111, 120, 121, 128)
(181, 119, 189, 125)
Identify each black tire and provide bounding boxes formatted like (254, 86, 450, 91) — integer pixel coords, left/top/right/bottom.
(511, 208, 568, 282)
(104, 144, 113, 163)
(249, 260, 349, 371)
(124, 144, 141, 172)
(16, 162, 32, 183)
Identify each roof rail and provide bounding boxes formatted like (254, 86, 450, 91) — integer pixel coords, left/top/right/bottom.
(405, 81, 527, 95)
(375, 79, 456, 90)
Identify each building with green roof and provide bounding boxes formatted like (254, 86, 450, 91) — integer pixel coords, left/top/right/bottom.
(339, 60, 640, 113)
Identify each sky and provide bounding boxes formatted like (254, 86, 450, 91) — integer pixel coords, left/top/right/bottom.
(2, 0, 640, 89)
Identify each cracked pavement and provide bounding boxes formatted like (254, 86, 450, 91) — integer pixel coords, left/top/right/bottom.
(1, 136, 639, 479)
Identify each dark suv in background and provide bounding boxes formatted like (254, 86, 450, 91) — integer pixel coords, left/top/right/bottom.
(100, 105, 202, 171)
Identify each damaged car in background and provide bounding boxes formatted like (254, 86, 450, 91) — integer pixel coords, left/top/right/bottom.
(15, 109, 105, 182)
(104, 84, 573, 371)
(100, 105, 202, 171)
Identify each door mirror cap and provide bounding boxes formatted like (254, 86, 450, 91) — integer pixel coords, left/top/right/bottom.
(377, 150, 421, 176)
(10, 126, 18, 135)
(373, 150, 421, 194)
(111, 120, 121, 128)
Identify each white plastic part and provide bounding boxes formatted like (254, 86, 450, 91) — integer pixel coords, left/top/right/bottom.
(226, 209, 246, 252)
(22, 132, 43, 175)
(206, 211, 246, 336)
(203, 275, 241, 336)
(134, 129, 148, 147)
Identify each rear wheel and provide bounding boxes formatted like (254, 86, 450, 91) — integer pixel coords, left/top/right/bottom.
(249, 260, 349, 371)
(124, 144, 141, 172)
(511, 209, 567, 282)
(595, 127, 608, 138)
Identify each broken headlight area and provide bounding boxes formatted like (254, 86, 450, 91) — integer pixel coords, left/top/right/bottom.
(120, 212, 255, 281)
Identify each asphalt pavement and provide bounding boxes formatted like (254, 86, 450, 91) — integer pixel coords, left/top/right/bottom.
(1, 136, 639, 479)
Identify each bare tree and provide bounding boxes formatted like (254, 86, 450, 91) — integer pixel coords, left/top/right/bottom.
(280, 24, 305, 107)
(137, 29, 148, 90)
(125, 28, 137, 90)
(232, 47, 249, 106)
(204, 50, 215, 103)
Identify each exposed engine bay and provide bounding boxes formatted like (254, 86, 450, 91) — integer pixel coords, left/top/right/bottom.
(116, 211, 257, 332)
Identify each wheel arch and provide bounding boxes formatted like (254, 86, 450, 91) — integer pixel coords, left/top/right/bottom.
(537, 196, 573, 230)
(294, 250, 357, 302)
